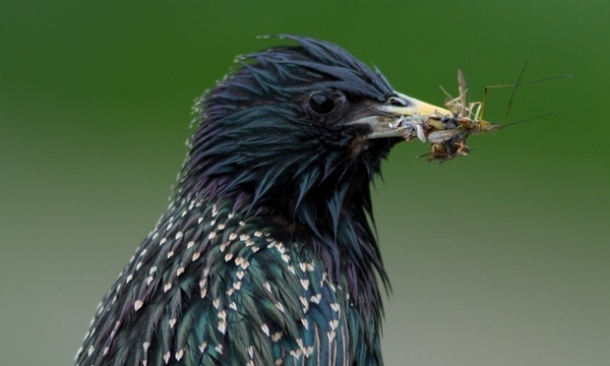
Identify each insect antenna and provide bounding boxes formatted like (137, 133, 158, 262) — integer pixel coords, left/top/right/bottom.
(503, 60, 531, 124)
(498, 112, 554, 129)
(480, 62, 574, 125)
(477, 61, 530, 124)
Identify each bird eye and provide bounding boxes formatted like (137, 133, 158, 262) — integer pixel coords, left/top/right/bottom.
(308, 92, 336, 115)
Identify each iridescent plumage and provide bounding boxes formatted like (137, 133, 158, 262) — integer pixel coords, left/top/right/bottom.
(77, 35, 437, 366)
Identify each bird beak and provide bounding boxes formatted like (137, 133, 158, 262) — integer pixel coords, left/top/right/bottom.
(356, 92, 453, 140)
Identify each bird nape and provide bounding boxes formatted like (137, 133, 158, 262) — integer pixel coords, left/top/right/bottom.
(76, 35, 456, 366)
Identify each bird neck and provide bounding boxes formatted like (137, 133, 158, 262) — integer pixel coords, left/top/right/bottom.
(173, 165, 387, 323)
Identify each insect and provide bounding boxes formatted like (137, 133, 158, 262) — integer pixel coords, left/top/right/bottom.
(419, 67, 507, 162)
(389, 63, 570, 162)
(419, 62, 571, 162)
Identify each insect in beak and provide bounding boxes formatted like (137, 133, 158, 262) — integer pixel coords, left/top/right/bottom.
(415, 63, 572, 162)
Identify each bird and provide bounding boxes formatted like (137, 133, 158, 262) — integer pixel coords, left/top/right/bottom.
(75, 35, 451, 366)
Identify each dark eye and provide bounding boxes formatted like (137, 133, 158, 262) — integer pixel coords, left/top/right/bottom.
(308, 92, 336, 115)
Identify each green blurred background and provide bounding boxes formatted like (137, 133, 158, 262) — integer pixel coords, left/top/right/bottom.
(1, 1, 608, 365)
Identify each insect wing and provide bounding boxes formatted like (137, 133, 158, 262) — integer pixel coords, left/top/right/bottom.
(428, 129, 462, 143)
(457, 68, 468, 117)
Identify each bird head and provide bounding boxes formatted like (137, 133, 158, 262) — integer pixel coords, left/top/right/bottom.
(177, 35, 455, 291)
(184, 36, 460, 328)
(182, 36, 447, 219)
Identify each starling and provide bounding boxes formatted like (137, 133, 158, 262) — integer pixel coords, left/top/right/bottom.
(76, 35, 452, 366)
